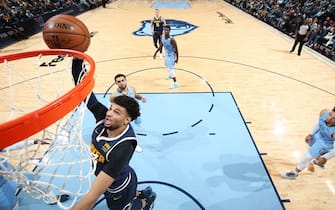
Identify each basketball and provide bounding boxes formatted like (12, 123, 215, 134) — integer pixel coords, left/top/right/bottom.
(42, 14, 90, 52)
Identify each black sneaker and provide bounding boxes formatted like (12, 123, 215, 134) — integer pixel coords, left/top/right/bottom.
(144, 191, 157, 210)
(138, 186, 152, 199)
(47, 194, 70, 205)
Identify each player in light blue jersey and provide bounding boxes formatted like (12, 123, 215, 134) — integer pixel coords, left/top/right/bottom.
(153, 25, 179, 89)
(110, 73, 147, 127)
(110, 74, 147, 153)
(281, 107, 335, 179)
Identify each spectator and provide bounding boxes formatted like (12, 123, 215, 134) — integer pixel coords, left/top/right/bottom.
(226, 0, 335, 61)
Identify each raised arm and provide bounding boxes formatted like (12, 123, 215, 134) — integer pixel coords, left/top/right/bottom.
(72, 58, 107, 122)
(132, 86, 147, 103)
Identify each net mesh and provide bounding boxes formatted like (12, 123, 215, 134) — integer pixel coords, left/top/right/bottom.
(0, 50, 96, 209)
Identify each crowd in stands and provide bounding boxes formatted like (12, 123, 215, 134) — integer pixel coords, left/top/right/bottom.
(0, 0, 104, 42)
(0, 0, 79, 22)
(225, 0, 335, 61)
(0, 0, 80, 41)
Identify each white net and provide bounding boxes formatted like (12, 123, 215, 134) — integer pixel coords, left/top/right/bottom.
(0, 50, 97, 209)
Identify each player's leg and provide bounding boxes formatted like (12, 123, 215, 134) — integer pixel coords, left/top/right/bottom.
(281, 151, 314, 179)
(164, 56, 178, 89)
(157, 33, 163, 59)
(281, 140, 324, 179)
(153, 33, 159, 49)
(104, 168, 156, 210)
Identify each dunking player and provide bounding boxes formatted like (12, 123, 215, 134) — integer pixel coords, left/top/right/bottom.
(151, 8, 166, 59)
(71, 59, 156, 210)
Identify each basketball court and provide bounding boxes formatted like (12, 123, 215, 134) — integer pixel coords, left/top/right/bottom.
(1, 1, 335, 210)
(17, 92, 285, 210)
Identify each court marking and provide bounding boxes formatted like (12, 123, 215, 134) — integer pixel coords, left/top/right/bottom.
(90, 92, 285, 210)
(94, 56, 335, 96)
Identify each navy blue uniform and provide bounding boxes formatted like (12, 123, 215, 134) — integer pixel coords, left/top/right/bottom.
(152, 16, 164, 53)
(72, 59, 140, 210)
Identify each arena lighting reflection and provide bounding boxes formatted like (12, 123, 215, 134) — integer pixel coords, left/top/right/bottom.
(326, 180, 335, 195)
(292, 151, 301, 159)
(274, 122, 285, 135)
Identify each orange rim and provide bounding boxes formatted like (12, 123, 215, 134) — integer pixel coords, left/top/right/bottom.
(0, 49, 95, 149)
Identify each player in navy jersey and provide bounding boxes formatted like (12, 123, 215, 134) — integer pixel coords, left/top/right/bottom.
(151, 8, 166, 59)
(71, 59, 156, 210)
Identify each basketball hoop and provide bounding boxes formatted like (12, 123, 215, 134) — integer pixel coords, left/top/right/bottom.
(0, 49, 96, 209)
(0, 49, 95, 149)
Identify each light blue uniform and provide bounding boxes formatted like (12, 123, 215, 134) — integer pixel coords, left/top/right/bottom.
(309, 111, 335, 157)
(114, 87, 142, 125)
(162, 35, 176, 72)
(0, 162, 18, 210)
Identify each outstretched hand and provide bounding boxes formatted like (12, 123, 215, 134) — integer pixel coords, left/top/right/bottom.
(305, 134, 312, 145)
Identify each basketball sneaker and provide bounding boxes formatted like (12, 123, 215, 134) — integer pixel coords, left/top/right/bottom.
(169, 82, 179, 89)
(46, 194, 70, 205)
(280, 170, 298, 179)
(144, 191, 157, 210)
(138, 186, 157, 210)
(138, 186, 153, 199)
